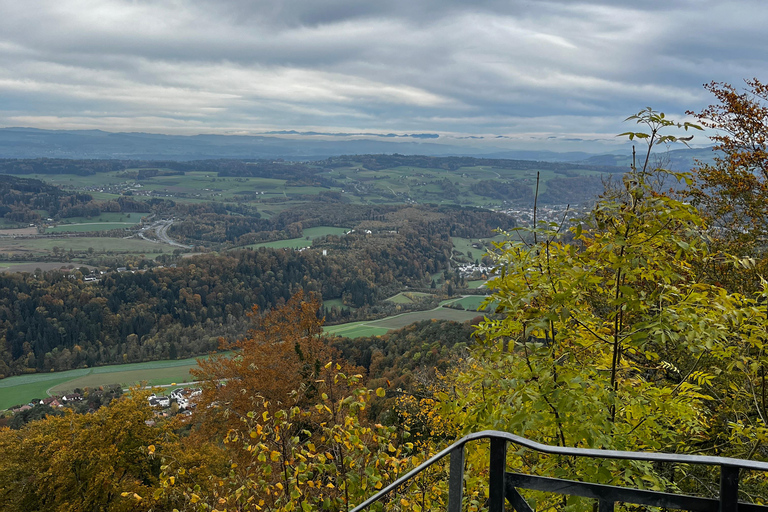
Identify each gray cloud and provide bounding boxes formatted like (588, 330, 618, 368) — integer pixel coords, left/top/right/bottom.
(0, 0, 765, 152)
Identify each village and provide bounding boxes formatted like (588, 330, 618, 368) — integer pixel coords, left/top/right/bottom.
(3, 385, 203, 429)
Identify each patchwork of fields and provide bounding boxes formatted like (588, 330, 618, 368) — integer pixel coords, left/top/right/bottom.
(323, 298, 485, 338)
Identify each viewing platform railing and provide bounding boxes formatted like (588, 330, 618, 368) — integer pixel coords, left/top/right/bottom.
(351, 430, 768, 512)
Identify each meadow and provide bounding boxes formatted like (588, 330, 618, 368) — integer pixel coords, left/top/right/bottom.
(323, 303, 481, 338)
(0, 356, 207, 410)
(0, 237, 164, 258)
(244, 226, 349, 250)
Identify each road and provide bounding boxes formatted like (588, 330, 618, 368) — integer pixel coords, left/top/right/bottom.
(136, 219, 193, 249)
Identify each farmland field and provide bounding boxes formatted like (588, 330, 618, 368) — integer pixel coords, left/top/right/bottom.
(0, 237, 164, 257)
(323, 298, 353, 311)
(451, 235, 505, 260)
(385, 291, 433, 304)
(246, 238, 313, 250)
(444, 295, 494, 311)
(244, 226, 349, 250)
(53, 213, 147, 224)
(324, 305, 480, 338)
(46, 222, 138, 233)
(0, 356, 209, 410)
(324, 323, 390, 338)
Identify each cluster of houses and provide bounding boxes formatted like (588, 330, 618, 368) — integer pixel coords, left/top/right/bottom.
(456, 262, 492, 278)
(147, 387, 202, 412)
(10, 392, 84, 413)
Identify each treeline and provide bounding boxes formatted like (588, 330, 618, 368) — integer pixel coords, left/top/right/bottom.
(0, 175, 92, 223)
(0, 155, 626, 179)
(0, 175, 155, 224)
(470, 178, 534, 203)
(332, 318, 478, 390)
(168, 202, 514, 247)
(320, 154, 627, 174)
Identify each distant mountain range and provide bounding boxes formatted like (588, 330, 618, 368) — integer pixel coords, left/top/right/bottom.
(0, 127, 716, 170)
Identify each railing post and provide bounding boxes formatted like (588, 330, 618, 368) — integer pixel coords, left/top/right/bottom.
(448, 445, 465, 512)
(719, 465, 739, 512)
(489, 437, 507, 512)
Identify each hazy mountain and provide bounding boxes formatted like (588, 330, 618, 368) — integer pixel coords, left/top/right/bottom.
(580, 146, 716, 172)
(0, 127, 713, 169)
(0, 127, 498, 160)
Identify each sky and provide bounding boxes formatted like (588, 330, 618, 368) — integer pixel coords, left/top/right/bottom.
(0, 0, 766, 152)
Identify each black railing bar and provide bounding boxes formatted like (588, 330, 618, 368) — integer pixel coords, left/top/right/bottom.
(506, 471, 723, 512)
(482, 430, 768, 472)
(506, 472, 768, 512)
(349, 430, 768, 512)
(350, 435, 464, 512)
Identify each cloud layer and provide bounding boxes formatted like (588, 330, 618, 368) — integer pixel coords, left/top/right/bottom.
(0, 0, 765, 151)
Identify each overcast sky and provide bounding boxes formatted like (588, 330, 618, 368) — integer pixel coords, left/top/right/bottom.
(0, 0, 765, 152)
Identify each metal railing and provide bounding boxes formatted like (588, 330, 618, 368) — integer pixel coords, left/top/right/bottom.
(351, 430, 768, 512)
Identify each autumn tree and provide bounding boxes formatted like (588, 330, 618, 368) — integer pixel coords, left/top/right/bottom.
(430, 110, 768, 508)
(688, 79, 768, 291)
(0, 390, 167, 512)
(190, 290, 360, 441)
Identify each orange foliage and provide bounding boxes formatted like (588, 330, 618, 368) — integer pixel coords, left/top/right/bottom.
(190, 290, 360, 439)
(687, 78, 768, 291)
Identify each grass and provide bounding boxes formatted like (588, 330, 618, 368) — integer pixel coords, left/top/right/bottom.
(323, 298, 353, 311)
(244, 226, 349, 250)
(466, 280, 487, 289)
(47, 366, 198, 396)
(372, 308, 480, 328)
(385, 293, 415, 304)
(246, 238, 313, 250)
(0, 377, 79, 410)
(0, 355, 212, 410)
(324, 305, 481, 339)
(302, 226, 349, 238)
(46, 223, 137, 233)
(323, 323, 390, 338)
(452, 235, 505, 260)
(444, 295, 494, 311)
(55, 213, 147, 224)
(0, 237, 164, 256)
(385, 291, 434, 304)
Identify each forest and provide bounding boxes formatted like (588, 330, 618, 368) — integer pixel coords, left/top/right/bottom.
(1, 80, 768, 511)
(0, 204, 512, 378)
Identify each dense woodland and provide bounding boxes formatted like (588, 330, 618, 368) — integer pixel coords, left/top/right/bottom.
(1, 82, 768, 511)
(0, 204, 511, 377)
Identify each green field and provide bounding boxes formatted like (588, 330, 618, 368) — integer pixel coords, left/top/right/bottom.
(47, 222, 137, 233)
(323, 323, 391, 338)
(245, 226, 349, 250)
(452, 235, 505, 260)
(0, 356, 209, 410)
(385, 292, 415, 304)
(373, 308, 480, 328)
(385, 291, 433, 304)
(324, 305, 480, 339)
(323, 298, 354, 311)
(0, 237, 164, 257)
(247, 238, 313, 250)
(466, 280, 487, 289)
(54, 213, 147, 224)
(444, 295, 494, 311)
(47, 366, 197, 396)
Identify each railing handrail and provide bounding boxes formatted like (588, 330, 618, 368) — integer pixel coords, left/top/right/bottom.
(350, 430, 768, 512)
